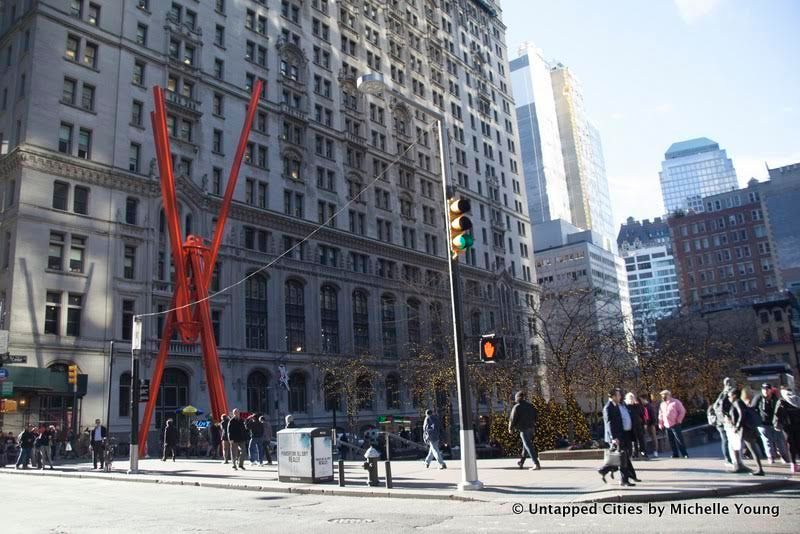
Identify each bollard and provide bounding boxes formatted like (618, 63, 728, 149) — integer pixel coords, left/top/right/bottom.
(338, 458, 345, 487)
(384, 460, 393, 489)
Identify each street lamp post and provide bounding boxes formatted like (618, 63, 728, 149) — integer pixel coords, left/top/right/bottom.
(357, 73, 482, 490)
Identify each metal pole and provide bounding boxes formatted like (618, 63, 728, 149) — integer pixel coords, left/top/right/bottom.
(106, 341, 114, 433)
(129, 354, 139, 474)
(435, 119, 482, 490)
(71, 382, 78, 435)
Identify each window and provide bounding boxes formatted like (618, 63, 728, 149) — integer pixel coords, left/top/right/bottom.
(77, 129, 92, 159)
(324, 373, 340, 412)
(88, 3, 100, 25)
(353, 290, 369, 354)
(48, 232, 65, 271)
(45, 292, 61, 335)
(136, 23, 148, 45)
(320, 285, 339, 353)
(119, 372, 131, 417)
(66, 293, 82, 336)
(245, 274, 268, 350)
(213, 129, 223, 154)
(123, 245, 136, 279)
(70, 0, 83, 18)
(285, 280, 305, 352)
(247, 371, 270, 414)
(53, 181, 69, 210)
(66, 35, 80, 61)
(73, 186, 89, 214)
(121, 299, 135, 340)
(128, 143, 141, 173)
(356, 375, 373, 410)
(69, 236, 85, 273)
(131, 100, 143, 126)
(62, 78, 77, 104)
(80, 84, 95, 111)
(133, 61, 145, 85)
(386, 374, 401, 409)
(407, 299, 421, 345)
(58, 123, 73, 154)
(83, 42, 98, 68)
(214, 58, 224, 79)
(288, 371, 307, 413)
(381, 294, 397, 358)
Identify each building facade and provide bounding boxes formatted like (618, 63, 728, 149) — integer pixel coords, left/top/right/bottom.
(659, 137, 738, 215)
(549, 63, 615, 253)
(509, 43, 570, 225)
(668, 180, 781, 311)
(761, 162, 800, 290)
(0, 0, 541, 440)
(617, 217, 680, 343)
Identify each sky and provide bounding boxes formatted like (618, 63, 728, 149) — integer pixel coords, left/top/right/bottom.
(500, 0, 800, 230)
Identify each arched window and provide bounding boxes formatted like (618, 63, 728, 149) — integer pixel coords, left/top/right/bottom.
(406, 299, 420, 345)
(470, 310, 482, 337)
(323, 373, 340, 412)
(386, 374, 401, 410)
(288, 371, 307, 413)
(381, 294, 397, 358)
(356, 375, 373, 410)
(119, 372, 131, 417)
(430, 301, 444, 355)
(285, 280, 305, 352)
(353, 290, 369, 354)
(247, 370, 270, 414)
(320, 285, 339, 353)
(156, 368, 189, 429)
(245, 274, 268, 350)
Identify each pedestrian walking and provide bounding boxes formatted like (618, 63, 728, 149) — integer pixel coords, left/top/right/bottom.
(752, 383, 789, 464)
(728, 388, 765, 475)
(508, 391, 541, 470)
(658, 390, 688, 458)
(219, 414, 231, 464)
(599, 389, 637, 486)
(710, 378, 735, 466)
(89, 419, 108, 469)
(35, 424, 54, 470)
(774, 385, 800, 473)
(625, 392, 648, 459)
(422, 409, 447, 469)
(207, 419, 221, 459)
(162, 419, 179, 461)
(226, 408, 247, 470)
(261, 415, 273, 465)
(15, 425, 36, 469)
(4, 431, 17, 466)
(639, 394, 659, 457)
(246, 414, 266, 466)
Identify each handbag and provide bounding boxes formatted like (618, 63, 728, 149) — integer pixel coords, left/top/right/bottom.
(65, 442, 73, 452)
(603, 447, 621, 468)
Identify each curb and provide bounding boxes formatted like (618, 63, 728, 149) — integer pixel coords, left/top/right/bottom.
(2, 468, 796, 504)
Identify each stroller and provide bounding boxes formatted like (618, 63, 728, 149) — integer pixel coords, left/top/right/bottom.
(102, 437, 117, 472)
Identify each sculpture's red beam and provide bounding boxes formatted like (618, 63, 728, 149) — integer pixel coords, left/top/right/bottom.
(138, 81, 264, 456)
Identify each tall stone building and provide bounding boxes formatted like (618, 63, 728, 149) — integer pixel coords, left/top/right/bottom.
(0, 0, 541, 440)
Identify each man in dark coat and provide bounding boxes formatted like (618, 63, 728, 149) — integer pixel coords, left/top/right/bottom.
(207, 419, 221, 460)
(16, 425, 36, 469)
(162, 418, 179, 461)
(89, 419, 108, 469)
(752, 383, 789, 463)
(226, 408, 247, 470)
(246, 414, 266, 466)
(508, 391, 540, 470)
(599, 388, 636, 487)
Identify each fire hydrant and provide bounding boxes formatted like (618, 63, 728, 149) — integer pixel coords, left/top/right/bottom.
(362, 445, 381, 486)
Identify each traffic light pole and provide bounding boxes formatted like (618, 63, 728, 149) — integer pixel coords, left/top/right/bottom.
(129, 353, 140, 474)
(436, 119, 482, 491)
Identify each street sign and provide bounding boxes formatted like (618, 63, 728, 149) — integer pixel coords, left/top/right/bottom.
(0, 381, 12, 397)
(1, 354, 27, 364)
(132, 316, 143, 351)
(0, 367, 8, 380)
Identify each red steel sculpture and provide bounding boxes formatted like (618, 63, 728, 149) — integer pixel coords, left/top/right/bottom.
(138, 80, 264, 455)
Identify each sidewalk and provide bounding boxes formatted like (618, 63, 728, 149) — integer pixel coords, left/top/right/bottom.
(2, 443, 796, 503)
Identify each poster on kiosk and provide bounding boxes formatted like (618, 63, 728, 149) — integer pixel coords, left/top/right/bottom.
(277, 427, 333, 483)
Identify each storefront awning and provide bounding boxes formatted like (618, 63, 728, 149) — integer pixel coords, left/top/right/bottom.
(4, 366, 87, 396)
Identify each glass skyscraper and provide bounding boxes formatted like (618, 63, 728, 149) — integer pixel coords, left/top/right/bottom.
(659, 137, 738, 214)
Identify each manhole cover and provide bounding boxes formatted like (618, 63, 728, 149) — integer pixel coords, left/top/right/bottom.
(328, 518, 375, 525)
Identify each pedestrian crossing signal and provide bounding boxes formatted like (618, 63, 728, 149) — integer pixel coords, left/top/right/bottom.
(448, 198, 473, 258)
(139, 379, 150, 402)
(67, 364, 78, 384)
(480, 335, 505, 363)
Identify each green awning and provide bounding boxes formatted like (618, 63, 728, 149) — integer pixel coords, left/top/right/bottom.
(4, 367, 86, 396)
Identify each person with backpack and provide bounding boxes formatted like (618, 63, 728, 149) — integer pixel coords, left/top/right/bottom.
(709, 377, 734, 466)
(728, 388, 764, 475)
(508, 391, 541, 470)
(422, 409, 446, 469)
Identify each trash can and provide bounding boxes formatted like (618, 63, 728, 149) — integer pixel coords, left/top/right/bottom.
(277, 427, 334, 483)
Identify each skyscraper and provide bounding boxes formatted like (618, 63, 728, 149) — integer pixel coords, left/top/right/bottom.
(549, 63, 616, 252)
(659, 137, 738, 214)
(510, 43, 571, 225)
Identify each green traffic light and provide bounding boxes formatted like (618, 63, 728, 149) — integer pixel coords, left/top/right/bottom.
(452, 233, 474, 251)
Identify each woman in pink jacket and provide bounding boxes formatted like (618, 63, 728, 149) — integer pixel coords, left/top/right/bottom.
(658, 390, 689, 458)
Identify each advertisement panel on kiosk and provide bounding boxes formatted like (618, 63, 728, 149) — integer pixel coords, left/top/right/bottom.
(277, 427, 333, 483)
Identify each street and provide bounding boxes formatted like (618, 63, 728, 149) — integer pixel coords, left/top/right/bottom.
(2, 474, 798, 533)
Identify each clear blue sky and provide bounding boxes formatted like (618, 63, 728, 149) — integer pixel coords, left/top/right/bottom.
(500, 0, 800, 229)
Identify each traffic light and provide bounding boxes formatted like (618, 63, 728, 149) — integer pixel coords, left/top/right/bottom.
(139, 379, 150, 402)
(67, 364, 78, 384)
(480, 334, 505, 363)
(448, 197, 474, 258)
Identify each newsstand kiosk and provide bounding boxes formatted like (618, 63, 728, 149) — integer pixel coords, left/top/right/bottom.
(277, 427, 334, 483)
